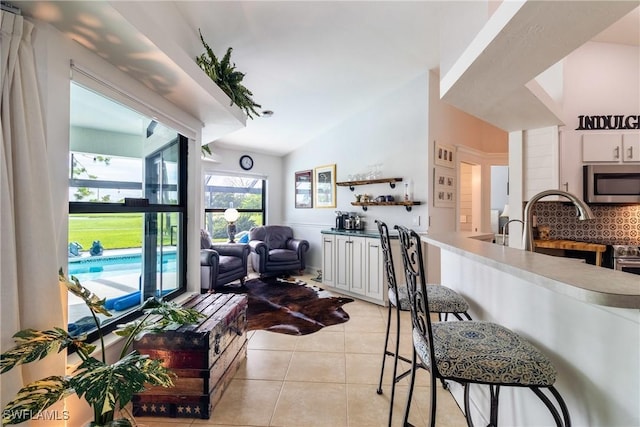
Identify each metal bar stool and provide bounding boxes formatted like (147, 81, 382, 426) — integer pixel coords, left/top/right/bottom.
(375, 220, 471, 427)
(395, 225, 571, 427)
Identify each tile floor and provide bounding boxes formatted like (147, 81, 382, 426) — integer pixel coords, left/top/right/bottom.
(136, 277, 468, 427)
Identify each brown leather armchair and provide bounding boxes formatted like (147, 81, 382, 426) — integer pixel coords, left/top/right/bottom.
(248, 225, 309, 276)
(200, 230, 249, 292)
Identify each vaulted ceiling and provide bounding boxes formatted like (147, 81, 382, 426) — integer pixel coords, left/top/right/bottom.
(13, 1, 640, 156)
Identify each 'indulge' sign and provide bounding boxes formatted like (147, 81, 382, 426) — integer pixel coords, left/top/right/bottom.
(576, 115, 640, 130)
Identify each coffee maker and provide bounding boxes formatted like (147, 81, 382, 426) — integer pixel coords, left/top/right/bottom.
(335, 211, 349, 230)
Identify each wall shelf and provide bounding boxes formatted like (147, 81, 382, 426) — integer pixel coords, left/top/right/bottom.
(337, 177, 420, 211)
(351, 201, 421, 212)
(337, 177, 402, 191)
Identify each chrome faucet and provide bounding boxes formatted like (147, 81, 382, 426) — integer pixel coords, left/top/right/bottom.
(501, 219, 524, 246)
(522, 189, 594, 252)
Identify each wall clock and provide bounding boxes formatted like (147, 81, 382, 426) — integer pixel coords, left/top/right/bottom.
(239, 155, 254, 170)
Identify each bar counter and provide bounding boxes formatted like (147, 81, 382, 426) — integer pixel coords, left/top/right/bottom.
(421, 232, 639, 427)
(422, 232, 639, 309)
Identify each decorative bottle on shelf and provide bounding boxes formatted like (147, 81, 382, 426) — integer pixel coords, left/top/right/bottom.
(404, 183, 409, 202)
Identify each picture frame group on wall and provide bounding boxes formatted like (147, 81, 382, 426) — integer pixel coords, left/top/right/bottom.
(314, 164, 336, 208)
(434, 142, 455, 168)
(433, 165, 456, 208)
(294, 170, 313, 208)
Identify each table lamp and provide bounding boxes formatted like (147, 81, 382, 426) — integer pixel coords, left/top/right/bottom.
(224, 208, 240, 243)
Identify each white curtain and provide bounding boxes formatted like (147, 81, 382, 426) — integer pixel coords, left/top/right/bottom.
(1, 11, 65, 425)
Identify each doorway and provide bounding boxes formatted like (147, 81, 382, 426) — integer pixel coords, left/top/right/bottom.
(458, 162, 481, 232)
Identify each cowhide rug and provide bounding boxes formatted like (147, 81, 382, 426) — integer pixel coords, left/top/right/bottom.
(219, 277, 354, 335)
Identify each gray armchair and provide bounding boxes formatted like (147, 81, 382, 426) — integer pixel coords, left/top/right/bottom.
(248, 225, 309, 276)
(200, 230, 249, 292)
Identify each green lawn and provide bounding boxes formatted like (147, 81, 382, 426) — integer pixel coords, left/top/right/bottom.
(69, 213, 235, 251)
(69, 214, 143, 250)
(69, 213, 178, 250)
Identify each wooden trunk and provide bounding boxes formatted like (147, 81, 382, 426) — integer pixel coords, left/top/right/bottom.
(132, 293, 247, 419)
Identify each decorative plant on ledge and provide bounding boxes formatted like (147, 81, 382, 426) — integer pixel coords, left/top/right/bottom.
(1, 270, 203, 426)
(196, 29, 262, 119)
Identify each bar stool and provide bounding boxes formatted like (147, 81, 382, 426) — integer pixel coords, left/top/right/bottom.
(395, 225, 571, 427)
(374, 220, 471, 427)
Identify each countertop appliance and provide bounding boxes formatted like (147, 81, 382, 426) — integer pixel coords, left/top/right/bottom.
(583, 165, 640, 204)
(334, 211, 365, 230)
(611, 244, 640, 275)
(335, 211, 348, 230)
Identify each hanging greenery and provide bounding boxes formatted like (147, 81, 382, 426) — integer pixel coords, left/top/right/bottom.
(196, 29, 262, 119)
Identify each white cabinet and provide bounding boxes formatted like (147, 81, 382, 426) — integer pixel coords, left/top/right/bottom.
(582, 133, 640, 163)
(321, 232, 385, 305)
(622, 134, 640, 162)
(364, 238, 384, 301)
(582, 134, 623, 162)
(321, 234, 335, 287)
(335, 234, 365, 295)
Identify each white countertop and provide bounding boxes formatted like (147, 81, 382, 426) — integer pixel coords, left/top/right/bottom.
(421, 232, 640, 309)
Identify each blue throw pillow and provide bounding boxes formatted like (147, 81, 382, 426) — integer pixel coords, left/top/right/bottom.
(238, 232, 249, 243)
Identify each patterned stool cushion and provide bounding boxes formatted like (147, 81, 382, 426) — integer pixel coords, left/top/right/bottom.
(389, 286, 411, 310)
(425, 284, 469, 313)
(413, 321, 557, 386)
(391, 284, 469, 313)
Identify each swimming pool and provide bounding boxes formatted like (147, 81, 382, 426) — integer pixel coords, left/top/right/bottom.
(68, 251, 177, 282)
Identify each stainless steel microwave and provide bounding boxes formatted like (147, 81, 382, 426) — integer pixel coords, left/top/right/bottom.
(583, 165, 640, 204)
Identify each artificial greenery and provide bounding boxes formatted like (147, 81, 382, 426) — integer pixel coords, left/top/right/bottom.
(196, 29, 261, 119)
(1, 270, 203, 426)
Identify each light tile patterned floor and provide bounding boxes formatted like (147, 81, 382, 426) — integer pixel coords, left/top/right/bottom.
(135, 276, 467, 427)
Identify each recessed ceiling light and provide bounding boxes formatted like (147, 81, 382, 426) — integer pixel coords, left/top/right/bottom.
(261, 110, 274, 118)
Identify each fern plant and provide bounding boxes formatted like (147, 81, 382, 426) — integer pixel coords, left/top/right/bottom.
(1, 270, 203, 426)
(196, 29, 262, 119)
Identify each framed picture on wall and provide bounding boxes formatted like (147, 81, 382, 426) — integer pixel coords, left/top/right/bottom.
(295, 170, 313, 208)
(314, 164, 336, 208)
(434, 166, 456, 208)
(434, 142, 455, 168)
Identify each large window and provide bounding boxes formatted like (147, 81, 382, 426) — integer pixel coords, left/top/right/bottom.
(68, 82, 187, 337)
(203, 174, 266, 242)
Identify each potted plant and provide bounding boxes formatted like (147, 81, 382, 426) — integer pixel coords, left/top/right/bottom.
(196, 29, 261, 119)
(1, 270, 203, 426)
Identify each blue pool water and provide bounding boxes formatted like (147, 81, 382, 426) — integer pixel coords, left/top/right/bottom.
(68, 251, 177, 282)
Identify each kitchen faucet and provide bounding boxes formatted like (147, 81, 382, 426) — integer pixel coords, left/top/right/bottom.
(522, 189, 594, 252)
(501, 219, 524, 246)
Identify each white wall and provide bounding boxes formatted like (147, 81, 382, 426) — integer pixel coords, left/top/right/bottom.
(523, 126, 560, 200)
(490, 165, 509, 211)
(283, 69, 508, 278)
(283, 73, 430, 272)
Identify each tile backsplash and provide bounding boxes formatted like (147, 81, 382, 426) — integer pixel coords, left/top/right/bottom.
(530, 202, 639, 245)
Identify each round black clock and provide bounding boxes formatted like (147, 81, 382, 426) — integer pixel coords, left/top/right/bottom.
(239, 155, 254, 170)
